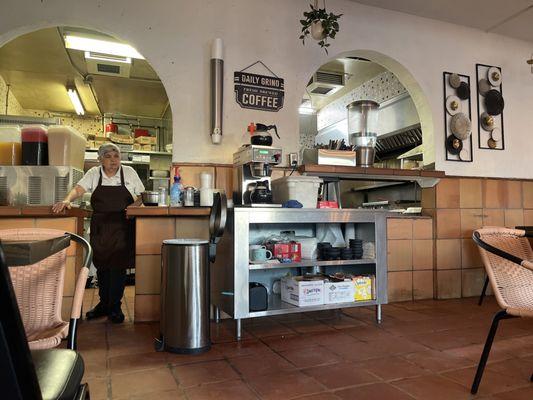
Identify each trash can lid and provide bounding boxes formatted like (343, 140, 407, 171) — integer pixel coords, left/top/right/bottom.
(162, 239, 209, 245)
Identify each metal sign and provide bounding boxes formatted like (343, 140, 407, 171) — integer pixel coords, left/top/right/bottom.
(234, 65, 284, 112)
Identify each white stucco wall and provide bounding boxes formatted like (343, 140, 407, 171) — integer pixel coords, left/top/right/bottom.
(0, 0, 532, 178)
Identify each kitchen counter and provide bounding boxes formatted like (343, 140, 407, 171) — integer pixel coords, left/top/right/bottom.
(126, 206, 210, 217)
(0, 206, 91, 217)
(130, 206, 211, 322)
(299, 164, 445, 178)
(0, 205, 90, 321)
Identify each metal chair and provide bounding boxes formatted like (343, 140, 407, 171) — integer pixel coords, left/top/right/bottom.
(0, 228, 91, 350)
(471, 227, 533, 394)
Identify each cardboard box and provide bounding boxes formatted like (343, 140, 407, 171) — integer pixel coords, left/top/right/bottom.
(281, 276, 323, 307)
(324, 280, 355, 304)
(267, 242, 301, 262)
(353, 275, 374, 301)
(135, 136, 156, 145)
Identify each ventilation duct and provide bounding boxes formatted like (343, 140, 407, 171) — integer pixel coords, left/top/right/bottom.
(307, 71, 345, 96)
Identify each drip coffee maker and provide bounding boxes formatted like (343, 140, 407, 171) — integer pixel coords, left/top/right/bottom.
(233, 145, 282, 206)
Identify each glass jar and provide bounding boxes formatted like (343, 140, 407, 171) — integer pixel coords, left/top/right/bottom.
(347, 100, 379, 148)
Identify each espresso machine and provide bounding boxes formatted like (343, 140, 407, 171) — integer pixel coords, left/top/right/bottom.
(233, 145, 282, 206)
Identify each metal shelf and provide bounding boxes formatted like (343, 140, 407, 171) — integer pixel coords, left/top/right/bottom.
(249, 258, 376, 270)
(86, 148, 172, 156)
(249, 294, 377, 317)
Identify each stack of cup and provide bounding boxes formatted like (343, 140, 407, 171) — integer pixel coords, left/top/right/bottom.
(200, 171, 214, 206)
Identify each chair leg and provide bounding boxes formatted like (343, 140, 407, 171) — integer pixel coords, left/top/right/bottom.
(478, 276, 489, 306)
(471, 310, 514, 394)
(67, 318, 78, 350)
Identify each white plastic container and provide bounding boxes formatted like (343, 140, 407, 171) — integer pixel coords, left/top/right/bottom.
(281, 276, 324, 307)
(47, 125, 86, 169)
(271, 176, 323, 208)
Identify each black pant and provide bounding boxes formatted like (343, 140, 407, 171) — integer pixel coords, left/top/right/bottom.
(97, 268, 126, 312)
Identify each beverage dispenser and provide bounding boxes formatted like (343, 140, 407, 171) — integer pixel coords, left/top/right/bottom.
(347, 100, 379, 167)
(0, 126, 22, 166)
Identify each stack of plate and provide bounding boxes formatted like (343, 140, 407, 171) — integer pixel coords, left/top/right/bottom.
(349, 239, 363, 259)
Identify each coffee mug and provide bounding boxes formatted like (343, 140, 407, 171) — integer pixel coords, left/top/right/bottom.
(251, 248, 272, 262)
(249, 244, 266, 250)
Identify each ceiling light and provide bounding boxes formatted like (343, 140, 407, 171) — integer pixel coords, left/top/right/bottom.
(66, 86, 85, 115)
(528, 53, 533, 73)
(64, 33, 144, 59)
(299, 100, 316, 115)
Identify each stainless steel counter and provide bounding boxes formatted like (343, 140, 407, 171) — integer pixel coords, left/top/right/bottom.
(211, 207, 389, 339)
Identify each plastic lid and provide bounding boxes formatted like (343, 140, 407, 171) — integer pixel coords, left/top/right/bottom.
(0, 126, 21, 142)
(163, 239, 209, 245)
(21, 125, 48, 142)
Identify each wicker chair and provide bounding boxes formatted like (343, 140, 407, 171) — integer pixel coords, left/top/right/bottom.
(471, 227, 533, 394)
(0, 228, 89, 350)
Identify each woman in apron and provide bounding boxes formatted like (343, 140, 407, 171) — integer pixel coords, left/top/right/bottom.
(53, 143, 144, 323)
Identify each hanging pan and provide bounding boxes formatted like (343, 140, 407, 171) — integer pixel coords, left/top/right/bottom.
(450, 112, 472, 140)
(478, 79, 490, 96)
(456, 81, 470, 100)
(485, 89, 504, 115)
(446, 135, 463, 155)
(480, 112, 495, 131)
(487, 67, 502, 86)
(445, 95, 462, 115)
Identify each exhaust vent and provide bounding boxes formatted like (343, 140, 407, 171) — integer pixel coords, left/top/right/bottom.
(55, 176, 69, 203)
(28, 176, 42, 205)
(0, 177, 7, 205)
(85, 51, 131, 77)
(307, 71, 345, 96)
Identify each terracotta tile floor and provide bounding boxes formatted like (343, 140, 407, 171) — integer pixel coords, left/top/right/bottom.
(78, 288, 533, 399)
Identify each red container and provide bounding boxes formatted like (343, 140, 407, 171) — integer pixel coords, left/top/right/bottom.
(267, 242, 301, 262)
(317, 201, 339, 209)
(134, 128, 149, 138)
(105, 123, 118, 134)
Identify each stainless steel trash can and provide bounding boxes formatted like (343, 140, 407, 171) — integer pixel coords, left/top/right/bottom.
(157, 239, 210, 354)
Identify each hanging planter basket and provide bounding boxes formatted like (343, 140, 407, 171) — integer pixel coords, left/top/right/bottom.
(310, 21, 326, 40)
(299, 1, 342, 54)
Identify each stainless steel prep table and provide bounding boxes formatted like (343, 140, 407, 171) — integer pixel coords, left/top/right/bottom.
(211, 207, 389, 339)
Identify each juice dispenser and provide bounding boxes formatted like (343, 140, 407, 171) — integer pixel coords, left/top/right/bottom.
(347, 100, 380, 167)
(21, 125, 48, 165)
(47, 125, 86, 170)
(0, 126, 22, 165)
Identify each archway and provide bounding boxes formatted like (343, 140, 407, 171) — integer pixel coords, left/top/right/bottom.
(299, 49, 434, 167)
(0, 25, 174, 322)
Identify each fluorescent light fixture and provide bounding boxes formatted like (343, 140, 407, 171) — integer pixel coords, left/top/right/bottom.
(67, 87, 85, 116)
(64, 34, 144, 60)
(299, 100, 316, 115)
(84, 51, 132, 64)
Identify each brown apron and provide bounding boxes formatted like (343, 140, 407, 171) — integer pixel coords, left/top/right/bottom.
(90, 167, 135, 270)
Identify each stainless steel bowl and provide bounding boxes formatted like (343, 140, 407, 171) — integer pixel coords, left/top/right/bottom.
(141, 191, 160, 206)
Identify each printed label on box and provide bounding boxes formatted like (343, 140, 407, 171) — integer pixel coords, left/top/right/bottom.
(281, 276, 324, 307)
(324, 281, 355, 304)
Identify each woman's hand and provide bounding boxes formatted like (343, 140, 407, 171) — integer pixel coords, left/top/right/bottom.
(52, 200, 71, 214)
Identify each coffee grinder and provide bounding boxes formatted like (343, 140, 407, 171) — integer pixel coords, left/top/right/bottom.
(233, 145, 282, 206)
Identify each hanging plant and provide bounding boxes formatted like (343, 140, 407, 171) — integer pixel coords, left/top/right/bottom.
(299, 0, 342, 54)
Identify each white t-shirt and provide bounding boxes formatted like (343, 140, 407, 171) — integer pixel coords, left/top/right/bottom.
(77, 165, 145, 199)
